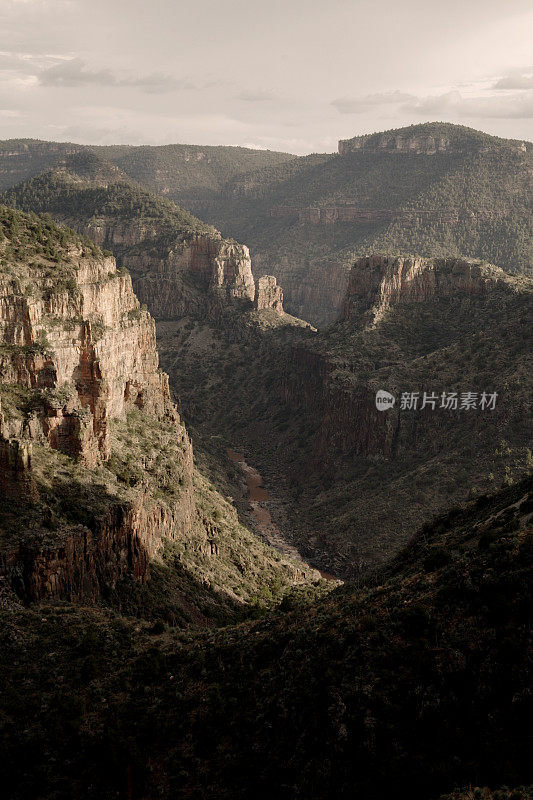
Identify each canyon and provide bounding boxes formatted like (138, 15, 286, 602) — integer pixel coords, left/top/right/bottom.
(158, 252, 532, 576)
(198, 123, 532, 325)
(2, 142, 531, 581)
(1, 154, 284, 323)
(1, 123, 531, 327)
(0, 205, 321, 613)
(0, 122, 531, 800)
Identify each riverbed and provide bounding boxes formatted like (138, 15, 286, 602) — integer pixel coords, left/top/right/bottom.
(227, 447, 337, 581)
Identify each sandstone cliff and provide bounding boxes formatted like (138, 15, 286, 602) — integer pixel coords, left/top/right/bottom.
(277, 254, 532, 571)
(254, 275, 283, 313)
(0, 243, 175, 465)
(0, 206, 319, 611)
(165, 248, 531, 577)
(2, 161, 291, 322)
(0, 207, 196, 600)
(338, 123, 528, 156)
(338, 255, 511, 326)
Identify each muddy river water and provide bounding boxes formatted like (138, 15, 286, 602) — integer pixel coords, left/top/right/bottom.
(227, 447, 336, 580)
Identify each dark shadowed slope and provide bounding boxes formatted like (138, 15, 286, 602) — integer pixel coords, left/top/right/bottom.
(1, 475, 531, 799)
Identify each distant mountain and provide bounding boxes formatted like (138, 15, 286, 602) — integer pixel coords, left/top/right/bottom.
(198, 122, 533, 325)
(0, 137, 296, 207)
(93, 142, 297, 209)
(0, 139, 84, 191)
(2, 124, 530, 327)
(1, 149, 214, 235)
(1, 151, 302, 333)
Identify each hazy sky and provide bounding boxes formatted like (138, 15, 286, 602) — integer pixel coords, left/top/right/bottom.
(1, 0, 532, 153)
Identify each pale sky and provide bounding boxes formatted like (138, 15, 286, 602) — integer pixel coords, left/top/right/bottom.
(1, 0, 532, 153)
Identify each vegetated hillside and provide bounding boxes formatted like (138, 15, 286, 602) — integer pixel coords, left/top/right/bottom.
(94, 142, 297, 209)
(0, 137, 296, 209)
(3, 150, 531, 583)
(0, 139, 84, 191)
(1, 475, 531, 799)
(2, 150, 214, 236)
(157, 255, 532, 578)
(0, 204, 323, 626)
(1, 151, 284, 327)
(198, 122, 533, 325)
(2, 125, 530, 327)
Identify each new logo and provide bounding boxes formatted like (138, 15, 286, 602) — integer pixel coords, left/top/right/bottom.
(375, 390, 395, 411)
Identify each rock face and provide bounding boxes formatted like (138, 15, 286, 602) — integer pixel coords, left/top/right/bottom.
(0, 495, 192, 602)
(338, 129, 527, 156)
(339, 132, 454, 156)
(254, 275, 284, 313)
(0, 248, 174, 465)
(124, 234, 256, 319)
(339, 255, 508, 326)
(0, 214, 196, 600)
(59, 220, 256, 320)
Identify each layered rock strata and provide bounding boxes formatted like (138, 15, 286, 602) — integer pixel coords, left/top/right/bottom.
(0, 248, 176, 464)
(0, 229, 195, 600)
(254, 275, 284, 313)
(338, 131, 527, 156)
(338, 255, 509, 326)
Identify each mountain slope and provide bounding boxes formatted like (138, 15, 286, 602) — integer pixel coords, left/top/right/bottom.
(157, 254, 532, 578)
(93, 142, 297, 209)
(0, 138, 296, 207)
(1, 474, 531, 798)
(0, 204, 323, 624)
(198, 122, 533, 325)
(1, 152, 268, 322)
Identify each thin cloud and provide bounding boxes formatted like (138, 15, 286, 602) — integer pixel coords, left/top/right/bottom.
(239, 89, 280, 103)
(39, 58, 196, 93)
(404, 89, 533, 120)
(331, 90, 415, 114)
(331, 83, 533, 121)
(493, 71, 533, 90)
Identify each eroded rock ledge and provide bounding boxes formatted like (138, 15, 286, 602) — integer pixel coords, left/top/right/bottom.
(339, 255, 511, 326)
(0, 227, 195, 600)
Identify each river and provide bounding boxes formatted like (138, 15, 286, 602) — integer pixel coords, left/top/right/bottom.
(227, 447, 336, 581)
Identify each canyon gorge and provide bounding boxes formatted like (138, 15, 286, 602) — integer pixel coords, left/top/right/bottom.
(0, 120, 531, 800)
(0, 205, 321, 616)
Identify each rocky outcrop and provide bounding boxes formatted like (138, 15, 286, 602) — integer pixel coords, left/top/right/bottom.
(67, 217, 256, 319)
(339, 255, 509, 326)
(338, 130, 528, 156)
(253, 253, 349, 329)
(278, 254, 521, 470)
(0, 492, 194, 602)
(0, 249, 174, 465)
(254, 275, 283, 313)
(0, 222, 199, 600)
(339, 132, 454, 156)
